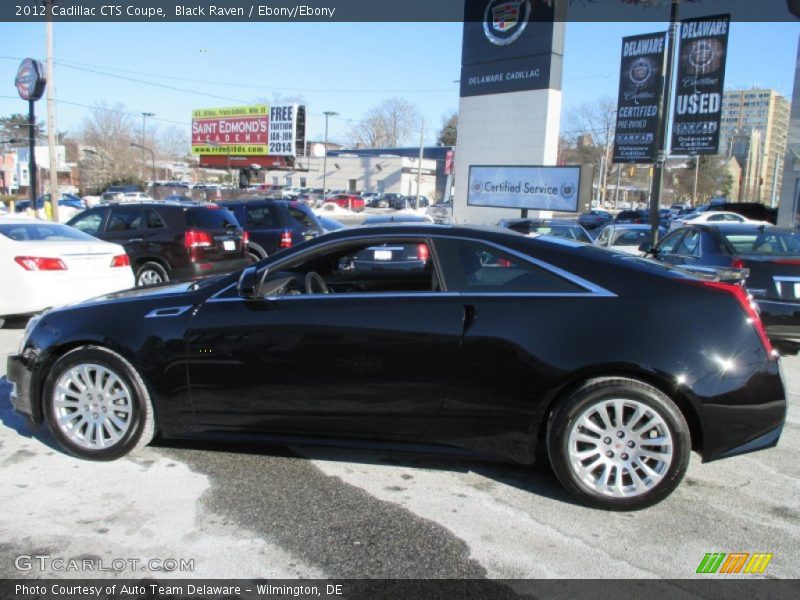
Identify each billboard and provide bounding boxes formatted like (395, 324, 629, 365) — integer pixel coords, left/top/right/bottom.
(612, 32, 666, 163)
(670, 15, 730, 155)
(191, 104, 304, 157)
(467, 165, 580, 211)
(460, 0, 558, 97)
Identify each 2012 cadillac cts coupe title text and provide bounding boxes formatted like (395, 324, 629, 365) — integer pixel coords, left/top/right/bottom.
(7, 225, 786, 510)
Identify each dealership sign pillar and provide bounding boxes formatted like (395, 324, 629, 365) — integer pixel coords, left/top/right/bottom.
(454, 0, 565, 225)
(14, 58, 46, 218)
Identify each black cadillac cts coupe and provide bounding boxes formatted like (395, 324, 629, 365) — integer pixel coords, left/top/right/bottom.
(7, 225, 787, 510)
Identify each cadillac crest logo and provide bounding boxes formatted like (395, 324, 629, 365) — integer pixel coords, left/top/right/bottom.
(629, 58, 654, 87)
(483, 0, 531, 46)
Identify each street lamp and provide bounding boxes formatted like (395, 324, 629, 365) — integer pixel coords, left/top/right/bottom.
(130, 143, 155, 183)
(322, 111, 338, 201)
(141, 112, 155, 182)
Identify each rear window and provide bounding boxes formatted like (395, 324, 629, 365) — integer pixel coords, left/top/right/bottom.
(186, 207, 241, 229)
(723, 230, 800, 255)
(0, 222, 96, 242)
(246, 205, 281, 228)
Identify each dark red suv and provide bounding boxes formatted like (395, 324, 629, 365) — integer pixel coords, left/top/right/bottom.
(67, 201, 249, 286)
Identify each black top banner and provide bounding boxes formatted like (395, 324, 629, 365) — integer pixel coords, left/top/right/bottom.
(612, 32, 666, 164)
(670, 14, 730, 155)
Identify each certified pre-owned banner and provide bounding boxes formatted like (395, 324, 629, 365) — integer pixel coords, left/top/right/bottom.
(671, 14, 730, 155)
(467, 165, 580, 212)
(612, 32, 666, 164)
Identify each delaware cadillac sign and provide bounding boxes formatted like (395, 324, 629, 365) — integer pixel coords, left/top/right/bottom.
(460, 0, 557, 97)
(15, 58, 46, 102)
(670, 15, 730, 155)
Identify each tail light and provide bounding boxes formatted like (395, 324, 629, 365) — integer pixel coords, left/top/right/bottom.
(243, 231, 250, 245)
(687, 279, 774, 357)
(184, 229, 213, 248)
(110, 254, 130, 268)
(417, 243, 430, 262)
(280, 230, 293, 248)
(773, 259, 800, 265)
(731, 258, 745, 269)
(15, 256, 68, 271)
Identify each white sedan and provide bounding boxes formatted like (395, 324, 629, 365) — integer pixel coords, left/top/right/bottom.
(669, 210, 768, 230)
(0, 217, 135, 325)
(593, 224, 668, 255)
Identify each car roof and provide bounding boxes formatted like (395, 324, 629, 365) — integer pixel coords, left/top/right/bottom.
(501, 218, 579, 226)
(694, 223, 780, 233)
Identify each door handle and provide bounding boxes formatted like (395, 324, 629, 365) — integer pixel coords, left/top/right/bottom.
(462, 304, 478, 334)
(129, 238, 144, 243)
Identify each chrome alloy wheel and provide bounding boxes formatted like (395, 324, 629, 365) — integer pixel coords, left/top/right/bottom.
(137, 269, 163, 286)
(52, 363, 133, 450)
(567, 399, 674, 498)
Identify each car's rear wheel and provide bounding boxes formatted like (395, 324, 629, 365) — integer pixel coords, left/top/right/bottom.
(547, 377, 690, 511)
(43, 346, 155, 460)
(136, 261, 169, 287)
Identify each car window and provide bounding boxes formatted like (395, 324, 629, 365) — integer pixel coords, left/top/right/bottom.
(656, 230, 685, 254)
(723, 230, 800, 255)
(675, 230, 701, 257)
(0, 222, 96, 242)
(107, 208, 142, 232)
(613, 230, 650, 246)
(145, 210, 166, 229)
(436, 239, 586, 294)
(597, 228, 611, 245)
(287, 207, 317, 229)
(69, 210, 105, 235)
(246, 206, 281, 228)
(186, 207, 240, 229)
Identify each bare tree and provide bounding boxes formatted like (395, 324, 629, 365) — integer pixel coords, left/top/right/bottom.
(78, 102, 140, 185)
(349, 98, 422, 148)
(157, 125, 190, 161)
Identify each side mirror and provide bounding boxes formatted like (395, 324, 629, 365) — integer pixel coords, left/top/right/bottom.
(639, 241, 654, 254)
(237, 265, 259, 299)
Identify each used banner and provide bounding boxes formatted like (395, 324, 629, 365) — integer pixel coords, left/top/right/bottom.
(670, 15, 730, 155)
(612, 32, 666, 164)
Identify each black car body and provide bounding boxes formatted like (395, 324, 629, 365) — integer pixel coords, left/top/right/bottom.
(615, 210, 647, 224)
(66, 202, 249, 286)
(578, 210, 613, 230)
(715, 202, 778, 224)
(643, 224, 800, 353)
(7, 225, 786, 510)
(217, 199, 323, 261)
(498, 218, 592, 243)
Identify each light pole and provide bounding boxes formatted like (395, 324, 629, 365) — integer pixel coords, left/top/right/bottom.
(141, 111, 154, 182)
(322, 111, 338, 200)
(130, 143, 155, 183)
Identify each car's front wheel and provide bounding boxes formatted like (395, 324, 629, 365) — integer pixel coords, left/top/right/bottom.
(43, 346, 156, 460)
(547, 377, 690, 511)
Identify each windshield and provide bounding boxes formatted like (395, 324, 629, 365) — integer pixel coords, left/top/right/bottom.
(723, 230, 800, 256)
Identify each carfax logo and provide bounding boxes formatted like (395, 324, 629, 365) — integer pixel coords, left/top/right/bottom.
(483, 0, 531, 46)
(696, 552, 773, 574)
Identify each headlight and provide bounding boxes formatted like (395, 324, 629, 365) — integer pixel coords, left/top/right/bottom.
(18, 314, 43, 354)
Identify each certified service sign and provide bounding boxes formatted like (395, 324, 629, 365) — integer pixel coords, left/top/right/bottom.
(467, 165, 581, 212)
(483, 0, 531, 46)
(15, 58, 46, 102)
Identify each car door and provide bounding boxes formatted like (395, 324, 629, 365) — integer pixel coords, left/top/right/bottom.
(101, 206, 146, 262)
(185, 235, 464, 438)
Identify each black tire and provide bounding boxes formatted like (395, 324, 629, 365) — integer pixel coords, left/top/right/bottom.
(248, 248, 266, 264)
(547, 377, 690, 511)
(42, 346, 156, 461)
(135, 261, 169, 287)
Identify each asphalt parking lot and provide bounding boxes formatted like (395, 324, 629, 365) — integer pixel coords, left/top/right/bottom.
(1, 323, 798, 580)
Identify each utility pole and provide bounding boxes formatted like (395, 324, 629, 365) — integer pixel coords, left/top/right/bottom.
(141, 111, 154, 185)
(770, 154, 781, 207)
(415, 120, 424, 211)
(45, 0, 59, 222)
(692, 156, 700, 204)
(648, 0, 680, 246)
(613, 165, 622, 209)
(321, 111, 338, 201)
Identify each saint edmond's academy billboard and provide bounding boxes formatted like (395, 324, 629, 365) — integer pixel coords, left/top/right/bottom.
(467, 165, 580, 211)
(191, 104, 304, 157)
(460, 0, 558, 97)
(671, 15, 730, 155)
(612, 32, 666, 163)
